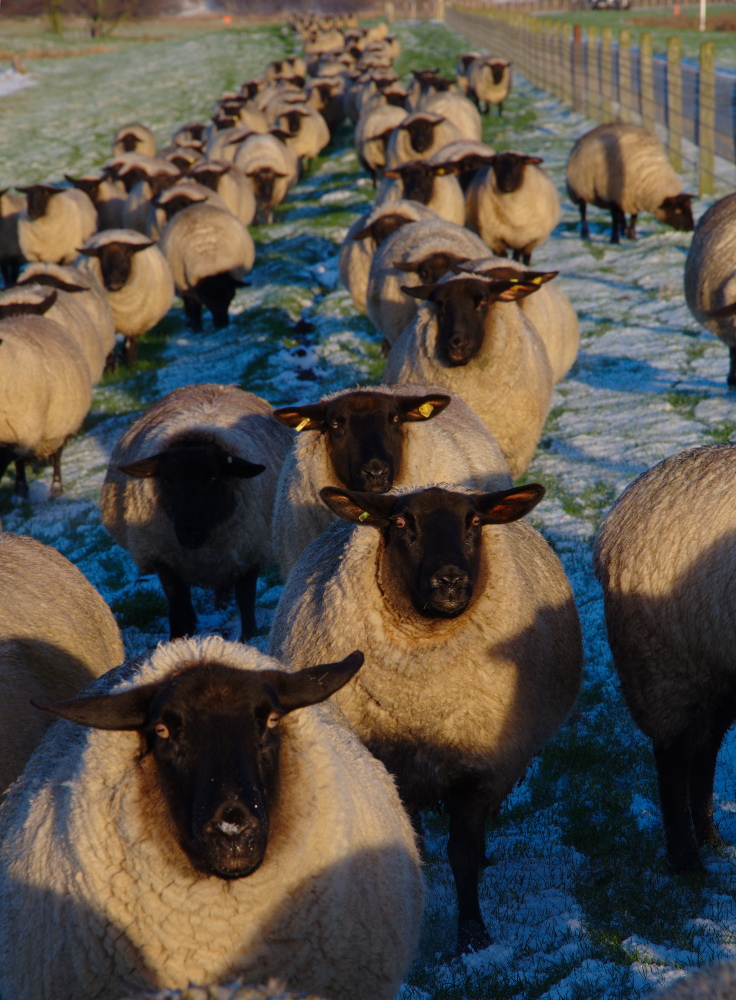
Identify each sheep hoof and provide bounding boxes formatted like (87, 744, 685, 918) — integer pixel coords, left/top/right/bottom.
(456, 919, 492, 955)
(49, 482, 65, 499)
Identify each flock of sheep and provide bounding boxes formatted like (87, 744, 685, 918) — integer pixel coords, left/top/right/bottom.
(1, 8, 736, 1000)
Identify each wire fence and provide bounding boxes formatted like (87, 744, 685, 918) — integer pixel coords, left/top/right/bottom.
(432, 6, 736, 195)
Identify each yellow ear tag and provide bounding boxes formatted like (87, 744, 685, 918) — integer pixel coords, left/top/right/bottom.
(358, 511, 370, 522)
(532, 276, 544, 284)
(295, 417, 310, 432)
(418, 402, 434, 418)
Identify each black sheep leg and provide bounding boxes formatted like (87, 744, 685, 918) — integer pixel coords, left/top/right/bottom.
(49, 447, 64, 497)
(14, 458, 28, 500)
(690, 701, 736, 849)
(653, 732, 702, 872)
(610, 205, 625, 244)
(578, 201, 589, 238)
(156, 563, 197, 639)
(727, 347, 736, 387)
(183, 294, 203, 333)
(626, 213, 638, 239)
(0, 447, 13, 488)
(446, 786, 492, 954)
(235, 565, 260, 642)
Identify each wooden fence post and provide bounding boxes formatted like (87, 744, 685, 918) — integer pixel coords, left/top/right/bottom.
(666, 35, 682, 171)
(601, 26, 613, 121)
(699, 40, 716, 196)
(586, 24, 599, 120)
(618, 28, 632, 121)
(562, 23, 573, 105)
(640, 32, 655, 131)
(572, 23, 584, 113)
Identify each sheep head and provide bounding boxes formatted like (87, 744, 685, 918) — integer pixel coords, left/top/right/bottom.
(656, 193, 694, 232)
(489, 152, 543, 194)
(78, 238, 154, 291)
(33, 652, 364, 879)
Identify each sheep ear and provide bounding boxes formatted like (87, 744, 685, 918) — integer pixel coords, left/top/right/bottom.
(319, 486, 397, 527)
(221, 455, 266, 478)
(31, 681, 164, 731)
(476, 483, 545, 524)
(117, 455, 163, 478)
(706, 300, 736, 320)
(400, 282, 440, 301)
(262, 651, 364, 713)
(431, 163, 457, 176)
(393, 259, 419, 273)
(523, 156, 543, 165)
(383, 168, 402, 179)
(0, 289, 57, 318)
(398, 393, 451, 421)
(273, 402, 327, 431)
(492, 278, 547, 302)
(77, 245, 101, 257)
(128, 240, 155, 255)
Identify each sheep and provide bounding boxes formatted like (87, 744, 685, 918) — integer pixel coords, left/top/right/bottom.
(338, 199, 440, 313)
(0, 636, 424, 1000)
(12, 277, 108, 384)
(355, 103, 408, 184)
(306, 76, 345, 133)
(18, 262, 116, 365)
(683, 192, 736, 386)
(77, 229, 175, 367)
(376, 158, 466, 226)
(454, 257, 580, 383)
(189, 160, 257, 227)
(113, 122, 157, 158)
(205, 125, 259, 163)
(147, 182, 231, 241)
(120, 979, 330, 1000)
(593, 443, 736, 873)
(271, 384, 512, 579)
(118, 158, 182, 235)
(17, 184, 97, 266)
(0, 189, 26, 286)
(100, 384, 293, 639)
(0, 531, 123, 796)
(159, 201, 254, 331)
(455, 53, 481, 96)
(162, 146, 205, 173)
(385, 111, 463, 169)
(465, 151, 561, 264)
(234, 133, 299, 224)
(467, 57, 512, 115)
(366, 219, 489, 347)
(0, 289, 92, 498)
(273, 105, 331, 170)
(651, 964, 736, 1000)
(270, 482, 582, 954)
(566, 122, 694, 243)
(382, 271, 554, 478)
(65, 172, 127, 230)
(418, 90, 483, 143)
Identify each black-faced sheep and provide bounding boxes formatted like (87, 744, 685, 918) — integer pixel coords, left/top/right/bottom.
(17, 184, 97, 266)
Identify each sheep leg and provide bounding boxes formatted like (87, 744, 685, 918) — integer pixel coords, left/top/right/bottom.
(0, 447, 13, 488)
(49, 447, 64, 498)
(728, 347, 736, 388)
(497, 101, 503, 117)
(626, 213, 638, 239)
(512, 249, 522, 262)
(447, 788, 492, 954)
(578, 201, 589, 239)
(14, 459, 29, 500)
(610, 206, 624, 244)
(235, 565, 260, 641)
(122, 337, 139, 367)
(156, 563, 197, 639)
(521, 251, 532, 266)
(183, 295, 203, 333)
(689, 702, 735, 849)
(653, 735, 703, 873)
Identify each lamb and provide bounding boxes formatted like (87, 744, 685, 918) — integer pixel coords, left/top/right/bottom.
(0, 288, 92, 498)
(233, 133, 299, 224)
(566, 122, 694, 243)
(0, 531, 123, 796)
(113, 122, 157, 158)
(0, 636, 424, 1000)
(338, 199, 440, 313)
(382, 271, 554, 477)
(651, 964, 736, 1000)
(270, 482, 582, 954)
(0, 188, 26, 286)
(376, 158, 466, 225)
(683, 192, 736, 386)
(365, 219, 489, 347)
(355, 103, 408, 183)
(159, 201, 254, 331)
(77, 229, 175, 367)
(189, 160, 257, 227)
(17, 184, 97, 266)
(467, 57, 512, 115)
(465, 151, 561, 264)
(385, 111, 463, 169)
(100, 384, 293, 639)
(593, 443, 736, 873)
(271, 384, 511, 578)
(455, 257, 580, 383)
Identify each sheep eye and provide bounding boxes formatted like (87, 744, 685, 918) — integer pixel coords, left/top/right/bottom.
(329, 419, 341, 430)
(394, 515, 407, 528)
(266, 711, 281, 728)
(390, 413, 400, 423)
(471, 514, 481, 526)
(154, 723, 170, 739)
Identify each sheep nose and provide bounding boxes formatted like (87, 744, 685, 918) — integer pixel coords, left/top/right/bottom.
(430, 566, 469, 592)
(361, 459, 391, 491)
(208, 802, 252, 838)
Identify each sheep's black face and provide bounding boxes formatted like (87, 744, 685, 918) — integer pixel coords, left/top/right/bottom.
(490, 62, 507, 85)
(432, 283, 490, 366)
(395, 162, 434, 205)
(98, 243, 136, 291)
(404, 118, 436, 155)
(491, 153, 526, 194)
(118, 132, 139, 152)
(395, 251, 468, 287)
(23, 185, 56, 221)
(320, 484, 546, 619)
(658, 194, 694, 232)
(274, 391, 450, 493)
(248, 168, 283, 213)
(35, 654, 365, 881)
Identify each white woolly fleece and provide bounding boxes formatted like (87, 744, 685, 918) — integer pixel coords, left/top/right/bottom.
(0, 636, 424, 1000)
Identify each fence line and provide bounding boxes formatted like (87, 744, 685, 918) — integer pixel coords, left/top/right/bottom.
(443, 6, 736, 194)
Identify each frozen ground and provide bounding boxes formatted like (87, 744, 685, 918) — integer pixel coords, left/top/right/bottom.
(2, 18, 736, 1000)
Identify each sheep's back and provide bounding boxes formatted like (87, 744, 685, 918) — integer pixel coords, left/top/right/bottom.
(160, 205, 254, 291)
(684, 193, 736, 346)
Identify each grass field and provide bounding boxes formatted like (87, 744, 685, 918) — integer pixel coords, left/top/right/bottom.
(2, 14, 736, 1000)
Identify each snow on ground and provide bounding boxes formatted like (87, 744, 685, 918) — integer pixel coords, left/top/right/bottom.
(2, 17, 736, 1000)
(0, 68, 36, 98)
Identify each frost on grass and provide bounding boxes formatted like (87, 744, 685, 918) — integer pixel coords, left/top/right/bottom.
(4, 17, 736, 1000)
